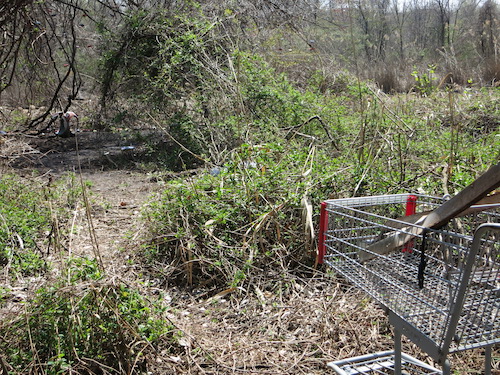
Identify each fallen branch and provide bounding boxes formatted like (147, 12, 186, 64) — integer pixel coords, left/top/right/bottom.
(284, 115, 339, 150)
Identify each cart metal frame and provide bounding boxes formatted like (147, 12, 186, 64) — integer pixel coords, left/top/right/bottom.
(319, 194, 500, 375)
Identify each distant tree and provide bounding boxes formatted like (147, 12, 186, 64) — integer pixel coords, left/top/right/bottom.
(406, 0, 435, 57)
(391, 0, 409, 60)
(478, 0, 499, 59)
(433, 0, 452, 48)
(353, 0, 390, 61)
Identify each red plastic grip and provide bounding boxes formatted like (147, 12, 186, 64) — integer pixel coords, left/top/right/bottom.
(403, 195, 418, 253)
(317, 201, 328, 264)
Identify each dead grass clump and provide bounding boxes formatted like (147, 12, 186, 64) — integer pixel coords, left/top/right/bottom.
(372, 68, 402, 94)
(0, 135, 41, 167)
(154, 274, 390, 373)
(483, 58, 500, 85)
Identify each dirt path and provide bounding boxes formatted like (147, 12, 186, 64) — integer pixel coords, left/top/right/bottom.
(0, 131, 164, 277)
(66, 170, 159, 272)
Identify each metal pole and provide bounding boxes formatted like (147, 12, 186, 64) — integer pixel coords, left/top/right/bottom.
(485, 345, 492, 375)
(441, 225, 498, 357)
(442, 359, 451, 375)
(394, 328, 402, 375)
(317, 201, 328, 264)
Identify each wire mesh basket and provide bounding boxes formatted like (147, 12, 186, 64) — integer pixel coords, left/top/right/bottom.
(319, 194, 500, 374)
(328, 350, 442, 375)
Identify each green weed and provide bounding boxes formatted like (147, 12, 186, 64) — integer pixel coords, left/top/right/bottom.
(411, 64, 438, 96)
(0, 257, 174, 374)
(0, 173, 91, 277)
(0, 175, 51, 276)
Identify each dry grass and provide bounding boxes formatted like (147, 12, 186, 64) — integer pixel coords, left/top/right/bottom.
(147, 271, 498, 374)
(0, 263, 496, 374)
(0, 134, 41, 167)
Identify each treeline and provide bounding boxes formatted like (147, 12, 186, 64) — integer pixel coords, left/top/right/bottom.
(313, 0, 500, 91)
(0, 0, 498, 127)
(237, 0, 500, 91)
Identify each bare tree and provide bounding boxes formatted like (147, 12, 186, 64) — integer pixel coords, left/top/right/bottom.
(405, 0, 436, 56)
(391, 0, 409, 60)
(27, 1, 83, 131)
(0, 0, 33, 27)
(353, 0, 390, 61)
(433, 0, 451, 48)
(0, 0, 34, 101)
(478, 0, 499, 59)
(0, 0, 86, 132)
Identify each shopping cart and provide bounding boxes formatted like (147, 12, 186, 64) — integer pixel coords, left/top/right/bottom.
(318, 194, 500, 375)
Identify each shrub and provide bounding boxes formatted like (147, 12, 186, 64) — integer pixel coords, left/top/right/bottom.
(0, 257, 174, 374)
(143, 142, 340, 287)
(411, 64, 438, 96)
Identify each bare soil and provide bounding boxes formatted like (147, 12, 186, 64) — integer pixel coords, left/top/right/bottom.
(0, 131, 497, 374)
(3, 131, 148, 172)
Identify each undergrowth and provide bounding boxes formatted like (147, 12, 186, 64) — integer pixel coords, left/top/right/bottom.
(0, 12, 499, 371)
(0, 173, 96, 278)
(0, 257, 175, 374)
(0, 4, 498, 375)
(0, 174, 178, 374)
(0, 175, 55, 277)
(143, 143, 329, 287)
(142, 104, 499, 289)
(141, 56, 499, 289)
